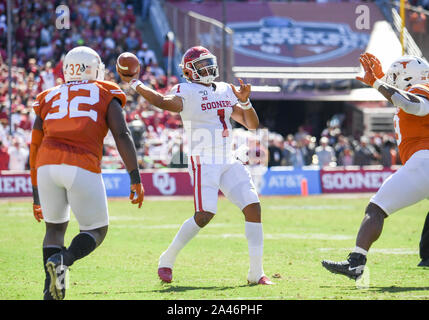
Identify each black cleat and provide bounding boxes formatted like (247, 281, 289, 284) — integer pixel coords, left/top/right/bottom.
(45, 253, 68, 300)
(43, 289, 54, 300)
(322, 252, 367, 280)
(418, 258, 429, 267)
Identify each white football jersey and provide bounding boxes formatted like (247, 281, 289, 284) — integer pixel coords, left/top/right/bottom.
(171, 81, 239, 159)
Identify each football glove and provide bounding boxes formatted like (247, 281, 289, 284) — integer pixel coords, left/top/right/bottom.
(33, 204, 43, 222)
(356, 54, 377, 87)
(32, 186, 43, 222)
(363, 52, 385, 79)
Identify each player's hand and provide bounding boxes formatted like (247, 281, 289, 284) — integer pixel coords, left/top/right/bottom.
(116, 64, 140, 84)
(230, 78, 251, 103)
(356, 55, 377, 87)
(33, 204, 43, 222)
(130, 183, 144, 208)
(363, 52, 384, 79)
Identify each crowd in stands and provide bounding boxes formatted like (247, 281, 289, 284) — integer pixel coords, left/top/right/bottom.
(0, 0, 402, 172)
(266, 121, 400, 169)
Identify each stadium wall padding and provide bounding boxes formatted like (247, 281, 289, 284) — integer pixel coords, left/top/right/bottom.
(0, 167, 399, 197)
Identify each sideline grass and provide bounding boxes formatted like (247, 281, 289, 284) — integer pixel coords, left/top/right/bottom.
(0, 195, 428, 300)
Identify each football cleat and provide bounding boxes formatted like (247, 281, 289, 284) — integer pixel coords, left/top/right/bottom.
(46, 253, 68, 300)
(158, 267, 173, 283)
(43, 277, 54, 300)
(321, 252, 367, 280)
(248, 275, 275, 285)
(418, 258, 429, 267)
(43, 289, 54, 300)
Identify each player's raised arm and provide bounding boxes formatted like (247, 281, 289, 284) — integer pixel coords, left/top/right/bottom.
(230, 78, 259, 130)
(116, 56, 183, 113)
(106, 98, 144, 208)
(357, 53, 429, 116)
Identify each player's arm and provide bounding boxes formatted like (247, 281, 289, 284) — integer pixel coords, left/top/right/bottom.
(230, 79, 259, 130)
(357, 53, 429, 116)
(106, 98, 144, 208)
(376, 83, 429, 116)
(30, 116, 44, 222)
(117, 71, 183, 113)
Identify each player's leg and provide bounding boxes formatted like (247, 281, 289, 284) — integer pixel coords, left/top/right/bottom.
(45, 165, 109, 299)
(59, 166, 110, 266)
(37, 165, 71, 300)
(322, 154, 429, 279)
(158, 157, 220, 282)
(220, 161, 272, 285)
(418, 211, 429, 267)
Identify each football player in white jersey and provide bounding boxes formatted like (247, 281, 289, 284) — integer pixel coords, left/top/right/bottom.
(118, 46, 273, 285)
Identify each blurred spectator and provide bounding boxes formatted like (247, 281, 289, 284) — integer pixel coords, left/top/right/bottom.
(353, 136, 380, 166)
(138, 43, 157, 68)
(315, 136, 336, 167)
(381, 135, 397, 167)
(409, 6, 426, 44)
(7, 138, 28, 171)
(0, 140, 9, 170)
(268, 134, 284, 167)
(162, 33, 175, 72)
(338, 147, 354, 166)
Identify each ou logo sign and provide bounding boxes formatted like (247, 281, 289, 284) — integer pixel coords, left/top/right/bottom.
(153, 173, 176, 195)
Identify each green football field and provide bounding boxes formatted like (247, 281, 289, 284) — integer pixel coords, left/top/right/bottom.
(0, 194, 428, 300)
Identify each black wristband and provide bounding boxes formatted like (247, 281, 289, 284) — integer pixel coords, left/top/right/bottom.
(129, 169, 141, 185)
(32, 186, 40, 205)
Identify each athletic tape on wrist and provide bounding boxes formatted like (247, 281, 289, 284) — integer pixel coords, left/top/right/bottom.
(238, 99, 252, 110)
(373, 79, 384, 90)
(130, 79, 142, 91)
(129, 169, 141, 185)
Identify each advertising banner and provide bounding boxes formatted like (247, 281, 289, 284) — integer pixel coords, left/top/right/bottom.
(260, 167, 321, 196)
(320, 167, 397, 193)
(0, 171, 194, 198)
(0, 173, 32, 197)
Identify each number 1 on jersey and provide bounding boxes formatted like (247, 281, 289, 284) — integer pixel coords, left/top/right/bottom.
(217, 109, 229, 137)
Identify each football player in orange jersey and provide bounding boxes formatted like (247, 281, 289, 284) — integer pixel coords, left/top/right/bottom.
(30, 46, 144, 300)
(322, 53, 429, 280)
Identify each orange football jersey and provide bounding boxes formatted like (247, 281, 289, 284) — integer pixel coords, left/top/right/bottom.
(394, 83, 429, 164)
(33, 80, 127, 173)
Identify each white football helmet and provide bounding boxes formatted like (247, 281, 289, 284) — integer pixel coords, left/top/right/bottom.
(63, 46, 105, 83)
(385, 55, 429, 90)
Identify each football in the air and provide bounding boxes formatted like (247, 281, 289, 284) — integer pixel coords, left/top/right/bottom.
(116, 52, 140, 77)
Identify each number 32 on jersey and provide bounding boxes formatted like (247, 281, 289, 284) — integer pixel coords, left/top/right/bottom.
(44, 82, 99, 122)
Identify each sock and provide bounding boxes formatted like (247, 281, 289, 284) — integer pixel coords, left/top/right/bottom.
(245, 221, 264, 282)
(62, 232, 97, 267)
(158, 217, 201, 269)
(353, 246, 368, 256)
(43, 246, 62, 290)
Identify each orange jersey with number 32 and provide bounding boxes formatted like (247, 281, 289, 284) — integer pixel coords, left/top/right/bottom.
(33, 80, 126, 173)
(394, 83, 429, 164)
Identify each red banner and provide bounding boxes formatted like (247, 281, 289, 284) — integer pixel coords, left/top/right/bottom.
(0, 172, 33, 197)
(320, 167, 397, 193)
(140, 171, 193, 196)
(0, 171, 194, 198)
